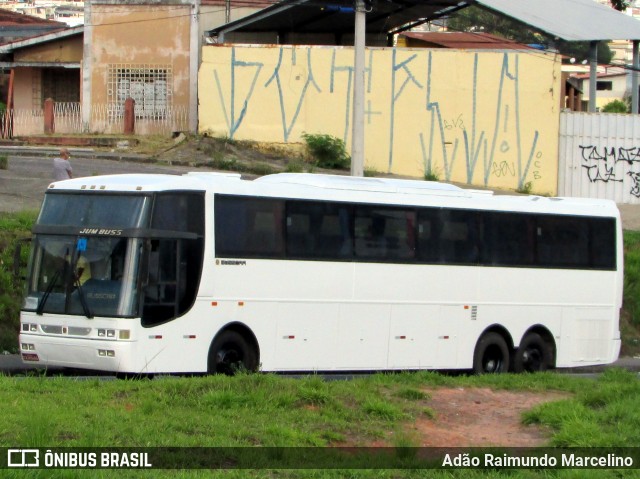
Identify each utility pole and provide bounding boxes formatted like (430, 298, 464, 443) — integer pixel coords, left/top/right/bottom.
(350, 0, 366, 177)
(589, 41, 598, 113)
(633, 40, 639, 114)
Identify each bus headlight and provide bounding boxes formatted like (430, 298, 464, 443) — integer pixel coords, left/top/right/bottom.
(98, 329, 130, 340)
(21, 323, 37, 332)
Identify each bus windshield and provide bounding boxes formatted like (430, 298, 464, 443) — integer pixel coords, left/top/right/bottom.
(24, 235, 143, 318)
(38, 193, 149, 228)
(22, 192, 151, 318)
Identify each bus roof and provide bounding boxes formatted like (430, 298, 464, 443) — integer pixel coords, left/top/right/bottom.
(47, 172, 619, 218)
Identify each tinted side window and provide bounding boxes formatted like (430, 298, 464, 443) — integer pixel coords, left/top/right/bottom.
(152, 193, 205, 235)
(483, 213, 535, 266)
(590, 218, 616, 269)
(354, 206, 416, 261)
(537, 215, 589, 268)
(439, 209, 481, 264)
(215, 196, 285, 258)
(417, 208, 442, 263)
(286, 201, 353, 259)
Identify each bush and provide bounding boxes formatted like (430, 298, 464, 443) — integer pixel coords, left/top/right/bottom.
(624, 231, 640, 327)
(0, 211, 36, 352)
(301, 133, 350, 169)
(0, 155, 7, 170)
(601, 99, 629, 114)
(424, 169, 439, 181)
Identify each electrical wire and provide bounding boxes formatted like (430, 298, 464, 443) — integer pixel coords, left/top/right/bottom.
(59, 0, 640, 73)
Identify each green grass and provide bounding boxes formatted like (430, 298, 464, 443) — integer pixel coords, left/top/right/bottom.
(1, 370, 640, 477)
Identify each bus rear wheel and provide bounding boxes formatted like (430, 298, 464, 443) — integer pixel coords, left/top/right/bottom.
(208, 330, 258, 375)
(473, 332, 510, 374)
(513, 333, 553, 373)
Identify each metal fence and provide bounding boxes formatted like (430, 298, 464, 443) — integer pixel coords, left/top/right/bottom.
(0, 103, 189, 137)
(558, 111, 640, 204)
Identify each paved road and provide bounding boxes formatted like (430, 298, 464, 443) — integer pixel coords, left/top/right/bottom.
(0, 154, 214, 213)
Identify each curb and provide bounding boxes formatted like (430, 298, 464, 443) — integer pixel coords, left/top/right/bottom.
(0, 146, 154, 163)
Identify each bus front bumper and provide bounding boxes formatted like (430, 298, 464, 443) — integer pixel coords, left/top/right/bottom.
(19, 333, 136, 373)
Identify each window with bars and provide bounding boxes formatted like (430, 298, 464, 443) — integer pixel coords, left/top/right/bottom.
(107, 64, 172, 119)
(42, 69, 80, 104)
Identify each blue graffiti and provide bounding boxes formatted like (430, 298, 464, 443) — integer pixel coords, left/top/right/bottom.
(424, 51, 456, 180)
(211, 46, 543, 189)
(265, 48, 321, 142)
(419, 52, 540, 188)
(214, 47, 263, 139)
(330, 50, 374, 143)
(389, 50, 424, 170)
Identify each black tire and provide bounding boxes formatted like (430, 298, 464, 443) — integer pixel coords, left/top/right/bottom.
(207, 330, 258, 375)
(473, 332, 510, 374)
(513, 332, 553, 373)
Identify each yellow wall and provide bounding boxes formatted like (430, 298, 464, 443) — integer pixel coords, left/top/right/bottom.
(89, 5, 191, 108)
(199, 45, 561, 194)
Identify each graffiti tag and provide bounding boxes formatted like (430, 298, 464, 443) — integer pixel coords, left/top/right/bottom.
(580, 145, 640, 196)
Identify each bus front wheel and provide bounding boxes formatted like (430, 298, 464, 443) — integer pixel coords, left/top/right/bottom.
(473, 332, 510, 374)
(208, 330, 258, 375)
(513, 333, 553, 373)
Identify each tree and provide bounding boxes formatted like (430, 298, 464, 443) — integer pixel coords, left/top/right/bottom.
(611, 0, 630, 11)
(554, 39, 614, 66)
(447, 6, 541, 45)
(601, 99, 630, 113)
(447, 6, 614, 65)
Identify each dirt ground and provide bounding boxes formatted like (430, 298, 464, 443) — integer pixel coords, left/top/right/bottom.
(366, 387, 569, 448)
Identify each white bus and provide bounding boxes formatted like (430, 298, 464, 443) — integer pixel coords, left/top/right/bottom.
(19, 172, 622, 375)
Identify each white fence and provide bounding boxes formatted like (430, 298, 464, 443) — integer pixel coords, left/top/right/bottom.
(558, 111, 640, 204)
(0, 103, 189, 137)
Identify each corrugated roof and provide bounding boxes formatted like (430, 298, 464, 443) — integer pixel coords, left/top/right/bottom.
(399, 32, 532, 50)
(0, 25, 82, 50)
(207, 0, 640, 43)
(207, 0, 465, 37)
(0, 9, 66, 27)
(475, 0, 640, 41)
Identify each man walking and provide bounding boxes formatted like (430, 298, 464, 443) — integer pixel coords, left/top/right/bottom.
(52, 148, 73, 180)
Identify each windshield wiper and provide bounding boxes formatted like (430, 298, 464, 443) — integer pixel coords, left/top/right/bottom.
(36, 271, 60, 315)
(74, 278, 94, 319)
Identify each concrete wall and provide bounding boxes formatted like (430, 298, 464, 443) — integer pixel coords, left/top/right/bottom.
(12, 68, 37, 110)
(88, 4, 192, 112)
(14, 36, 83, 63)
(199, 45, 561, 194)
